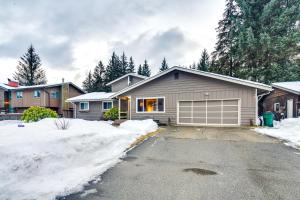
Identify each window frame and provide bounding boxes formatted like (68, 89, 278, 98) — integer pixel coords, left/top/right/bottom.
(136, 97, 165, 113)
(50, 91, 59, 99)
(79, 102, 89, 111)
(274, 102, 280, 112)
(33, 90, 41, 98)
(102, 101, 113, 111)
(16, 91, 23, 99)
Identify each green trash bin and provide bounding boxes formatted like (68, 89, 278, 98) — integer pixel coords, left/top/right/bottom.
(263, 112, 273, 127)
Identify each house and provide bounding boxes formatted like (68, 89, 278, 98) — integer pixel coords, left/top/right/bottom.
(0, 79, 85, 117)
(263, 81, 300, 118)
(66, 73, 147, 120)
(68, 66, 272, 126)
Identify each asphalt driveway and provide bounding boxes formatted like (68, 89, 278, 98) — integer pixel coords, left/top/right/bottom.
(62, 126, 300, 200)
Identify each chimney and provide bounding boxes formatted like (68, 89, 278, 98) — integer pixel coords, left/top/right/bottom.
(7, 79, 19, 87)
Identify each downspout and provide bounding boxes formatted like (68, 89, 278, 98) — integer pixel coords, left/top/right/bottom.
(71, 102, 76, 119)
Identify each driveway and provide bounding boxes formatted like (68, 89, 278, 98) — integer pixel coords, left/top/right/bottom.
(62, 126, 300, 200)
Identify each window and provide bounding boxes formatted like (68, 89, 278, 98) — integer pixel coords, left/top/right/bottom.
(50, 91, 59, 99)
(102, 101, 113, 110)
(16, 91, 23, 99)
(274, 103, 280, 112)
(136, 97, 165, 113)
(33, 90, 41, 98)
(79, 102, 89, 111)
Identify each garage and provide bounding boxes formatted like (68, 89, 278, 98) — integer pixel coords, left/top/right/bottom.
(177, 99, 240, 126)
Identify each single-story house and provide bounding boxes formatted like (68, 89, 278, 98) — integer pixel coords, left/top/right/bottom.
(263, 81, 300, 118)
(68, 66, 272, 126)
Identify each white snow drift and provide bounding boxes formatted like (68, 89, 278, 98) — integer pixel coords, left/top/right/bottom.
(255, 118, 300, 148)
(0, 118, 158, 200)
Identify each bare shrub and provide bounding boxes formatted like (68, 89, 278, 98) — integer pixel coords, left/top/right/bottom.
(55, 118, 70, 130)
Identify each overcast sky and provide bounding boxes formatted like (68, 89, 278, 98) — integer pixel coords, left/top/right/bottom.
(0, 0, 225, 86)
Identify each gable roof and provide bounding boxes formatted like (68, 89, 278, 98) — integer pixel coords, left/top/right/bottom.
(111, 66, 272, 97)
(0, 82, 85, 93)
(66, 92, 115, 102)
(106, 73, 147, 86)
(272, 81, 300, 95)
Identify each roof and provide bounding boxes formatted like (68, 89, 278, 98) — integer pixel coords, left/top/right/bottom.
(272, 81, 300, 95)
(106, 73, 148, 86)
(0, 82, 85, 93)
(111, 66, 272, 98)
(66, 92, 115, 102)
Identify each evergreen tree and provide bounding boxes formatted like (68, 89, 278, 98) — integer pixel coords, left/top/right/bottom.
(13, 45, 47, 85)
(104, 52, 122, 83)
(141, 60, 151, 77)
(189, 63, 196, 70)
(197, 49, 210, 71)
(126, 56, 135, 73)
(92, 60, 107, 92)
(159, 57, 169, 72)
(120, 52, 128, 74)
(137, 64, 143, 75)
(82, 71, 94, 93)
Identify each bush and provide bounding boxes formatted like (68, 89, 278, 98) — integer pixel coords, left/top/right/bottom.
(22, 106, 58, 122)
(103, 107, 119, 120)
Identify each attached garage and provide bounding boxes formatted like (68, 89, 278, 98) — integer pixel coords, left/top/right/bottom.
(177, 99, 240, 126)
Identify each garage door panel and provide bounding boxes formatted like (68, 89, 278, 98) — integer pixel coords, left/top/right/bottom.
(193, 107, 206, 112)
(223, 100, 238, 106)
(207, 118, 221, 124)
(193, 112, 206, 118)
(223, 112, 239, 118)
(223, 106, 238, 112)
(179, 101, 192, 107)
(193, 118, 206, 124)
(193, 101, 206, 107)
(207, 106, 222, 112)
(179, 107, 192, 112)
(179, 118, 192, 123)
(179, 112, 192, 118)
(207, 112, 221, 118)
(207, 100, 222, 106)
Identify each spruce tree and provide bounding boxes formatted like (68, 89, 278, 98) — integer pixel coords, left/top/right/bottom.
(137, 64, 143, 75)
(159, 57, 169, 72)
(120, 52, 128, 75)
(126, 56, 135, 73)
(92, 61, 106, 92)
(141, 60, 151, 77)
(105, 52, 122, 83)
(198, 49, 209, 71)
(14, 45, 47, 85)
(82, 71, 94, 93)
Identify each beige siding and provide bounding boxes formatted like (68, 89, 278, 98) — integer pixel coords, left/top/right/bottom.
(122, 71, 256, 126)
(111, 76, 144, 92)
(11, 89, 47, 109)
(0, 89, 4, 109)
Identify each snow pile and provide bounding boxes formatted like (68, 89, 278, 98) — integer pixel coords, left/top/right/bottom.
(255, 118, 300, 148)
(119, 119, 158, 135)
(0, 118, 158, 200)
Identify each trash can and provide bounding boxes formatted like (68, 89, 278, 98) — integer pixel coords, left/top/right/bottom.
(263, 112, 273, 127)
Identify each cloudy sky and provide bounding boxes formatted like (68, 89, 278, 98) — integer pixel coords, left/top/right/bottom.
(0, 0, 225, 86)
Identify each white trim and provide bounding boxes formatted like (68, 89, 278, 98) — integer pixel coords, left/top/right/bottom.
(136, 96, 165, 113)
(111, 66, 272, 98)
(118, 98, 121, 120)
(255, 89, 258, 125)
(177, 98, 241, 126)
(274, 102, 280, 112)
(102, 100, 113, 111)
(128, 96, 132, 120)
(106, 73, 147, 86)
(79, 102, 89, 111)
(272, 84, 300, 95)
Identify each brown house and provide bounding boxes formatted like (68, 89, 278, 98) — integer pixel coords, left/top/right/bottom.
(263, 82, 300, 118)
(0, 80, 85, 117)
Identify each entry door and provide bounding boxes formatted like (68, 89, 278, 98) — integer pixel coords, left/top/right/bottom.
(287, 99, 293, 118)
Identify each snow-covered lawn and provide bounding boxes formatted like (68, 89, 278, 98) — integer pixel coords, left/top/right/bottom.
(0, 118, 158, 200)
(255, 118, 300, 149)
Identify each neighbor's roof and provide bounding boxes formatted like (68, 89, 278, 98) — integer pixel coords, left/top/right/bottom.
(111, 66, 272, 98)
(0, 82, 85, 93)
(272, 81, 300, 95)
(66, 92, 115, 102)
(106, 73, 148, 86)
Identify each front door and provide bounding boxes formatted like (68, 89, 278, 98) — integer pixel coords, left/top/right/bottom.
(287, 99, 293, 118)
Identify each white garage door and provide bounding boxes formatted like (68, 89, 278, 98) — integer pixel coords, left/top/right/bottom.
(177, 99, 240, 126)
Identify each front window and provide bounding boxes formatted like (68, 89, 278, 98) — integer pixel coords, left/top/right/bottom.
(16, 91, 23, 99)
(137, 97, 165, 113)
(274, 103, 280, 112)
(103, 101, 113, 110)
(50, 91, 59, 99)
(79, 102, 89, 111)
(33, 90, 41, 98)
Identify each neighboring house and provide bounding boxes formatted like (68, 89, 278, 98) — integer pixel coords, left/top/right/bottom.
(263, 81, 300, 118)
(67, 73, 147, 120)
(0, 79, 85, 117)
(68, 66, 272, 126)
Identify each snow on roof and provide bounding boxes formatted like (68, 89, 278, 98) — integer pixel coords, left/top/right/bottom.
(66, 92, 115, 102)
(272, 81, 300, 95)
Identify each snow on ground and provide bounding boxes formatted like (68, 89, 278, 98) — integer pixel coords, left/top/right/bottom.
(255, 118, 300, 148)
(0, 118, 158, 200)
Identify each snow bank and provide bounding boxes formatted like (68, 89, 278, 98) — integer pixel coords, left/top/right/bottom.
(0, 118, 158, 200)
(254, 118, 300, 148)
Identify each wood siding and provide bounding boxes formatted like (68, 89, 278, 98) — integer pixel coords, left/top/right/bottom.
(263, 88, 299, 117)
(111, 76, 144, 92)
(0, 89, 4, 110)
(122, 70, 257, 126)
(75, 100, 118, 120)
